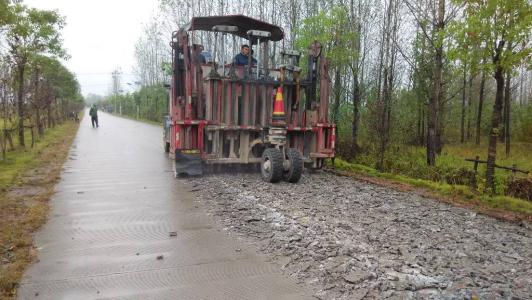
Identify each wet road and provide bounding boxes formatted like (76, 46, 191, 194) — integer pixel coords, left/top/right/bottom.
(18, 112, 310, 300)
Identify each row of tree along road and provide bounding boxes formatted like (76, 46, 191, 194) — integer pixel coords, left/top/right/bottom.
(0, 0, 83, 161)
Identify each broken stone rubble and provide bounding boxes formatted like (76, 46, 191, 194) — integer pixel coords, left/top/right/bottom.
(185, 172, 532, 299)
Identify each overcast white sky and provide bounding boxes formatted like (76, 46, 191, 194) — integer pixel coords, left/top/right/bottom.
(24, 0, 159, 96)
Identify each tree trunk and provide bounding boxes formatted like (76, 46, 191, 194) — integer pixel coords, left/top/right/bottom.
(376, 0, 396, 171)
(461, 64, 466, 143)
(270, 0, 277, 66)
(435, 101, 444, 154)
(377, 67, 389, 171)
(504, 70, 511, 157)
(467, 72, 473, 141)
(427, 0, 445, 166)
(5, 129, 14, 150)
(34, 69, 45, 137)
(54, 97, 60, 124)
(427, 72, 439, 165)
(17, 63, 26, 147)
(37, 107, 44, 137)
(500, 40, 513, 144)
(518, 68, 524, 106)
(351, 75, 360, 152)
(419, 104, 425, 145)
(500, 100, 506, 143)
(349, 0, 362, 154)
(47, 106, 53, 128)
(332, 67, 341, 124)
(475, 70, 486, 145)
(417, 100, 422, 144)
(485, 65, 504, 194)
(0, 130, 5, 161)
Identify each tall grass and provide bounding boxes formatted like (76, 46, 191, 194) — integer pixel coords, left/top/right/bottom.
(338, 140, 531, 197)
(0, 125, 71, 190)
(0, 120, 79, 298)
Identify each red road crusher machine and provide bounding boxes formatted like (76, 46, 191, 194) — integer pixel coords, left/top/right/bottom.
(165, 15, 335, 183)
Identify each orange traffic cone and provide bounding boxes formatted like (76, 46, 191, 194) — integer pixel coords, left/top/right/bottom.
(273, 87, 285, 120)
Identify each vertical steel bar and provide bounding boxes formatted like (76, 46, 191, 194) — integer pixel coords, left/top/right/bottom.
(217, 80, 222, 123)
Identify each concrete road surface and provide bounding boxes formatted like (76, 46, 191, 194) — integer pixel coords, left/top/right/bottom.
(18, 112, 310, 300)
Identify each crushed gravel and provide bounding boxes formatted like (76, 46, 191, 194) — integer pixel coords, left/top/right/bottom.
(183, 171, 532, 299)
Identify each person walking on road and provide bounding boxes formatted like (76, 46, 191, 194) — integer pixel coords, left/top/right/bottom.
(89, 104, 99, 128)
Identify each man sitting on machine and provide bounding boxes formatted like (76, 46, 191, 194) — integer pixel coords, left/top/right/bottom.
(233, 44, 257, 66)
(193, 44, 207, 64)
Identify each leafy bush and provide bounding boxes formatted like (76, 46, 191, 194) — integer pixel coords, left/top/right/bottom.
(444, 167, 475, 185)
(336, 136, 531, 198)
(506, 178, 532, 201)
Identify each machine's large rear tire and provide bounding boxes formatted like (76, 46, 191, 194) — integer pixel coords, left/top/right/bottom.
(261, 148, 283, 183)
(283, 148, 303, 183)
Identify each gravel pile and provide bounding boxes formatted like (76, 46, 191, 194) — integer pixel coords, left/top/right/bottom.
(184, 171, 532, 299)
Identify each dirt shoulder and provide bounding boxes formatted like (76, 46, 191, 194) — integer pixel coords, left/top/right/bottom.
(0, 121, 79, 300)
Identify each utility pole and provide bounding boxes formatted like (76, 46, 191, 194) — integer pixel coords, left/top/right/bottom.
(111, 69, 122, 114)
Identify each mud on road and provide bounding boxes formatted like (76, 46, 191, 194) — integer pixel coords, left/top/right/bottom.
(184, 172, 531, 299)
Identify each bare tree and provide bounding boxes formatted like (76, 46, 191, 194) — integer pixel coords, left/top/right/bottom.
(403, 0, 462, 165)
(373, 0, 399, 170)
(475, 65, 486, 145)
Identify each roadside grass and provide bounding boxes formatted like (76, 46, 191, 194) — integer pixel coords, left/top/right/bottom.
(444, 142, 532, 172)
(0, 125, 68, 189)
(0, 120, 79, 299)
(335, 143, 532, 221)
(342, 142, 531, 196)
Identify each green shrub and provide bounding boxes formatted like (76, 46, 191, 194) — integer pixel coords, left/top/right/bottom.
(336, 138, 531, 198)
(444, 167, 475, 185)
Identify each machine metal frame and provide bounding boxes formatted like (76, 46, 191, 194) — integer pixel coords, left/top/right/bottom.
(164, 15, 335, 183)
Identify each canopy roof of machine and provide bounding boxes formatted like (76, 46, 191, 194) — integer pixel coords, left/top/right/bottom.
(183, 15, 284, 42)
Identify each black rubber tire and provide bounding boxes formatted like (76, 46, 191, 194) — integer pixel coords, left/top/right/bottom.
(164, 142, 170, 153)
(261, 148, 283, 183)
(283, 148, 303, 183)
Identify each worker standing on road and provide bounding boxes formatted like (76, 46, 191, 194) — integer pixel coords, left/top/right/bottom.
(89, 104, 99, 128)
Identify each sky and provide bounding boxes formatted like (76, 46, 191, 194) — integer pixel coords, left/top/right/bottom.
(24, 0, 159, 96)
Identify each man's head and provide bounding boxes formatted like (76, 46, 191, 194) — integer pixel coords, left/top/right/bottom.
(241, 44, 250, 56)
